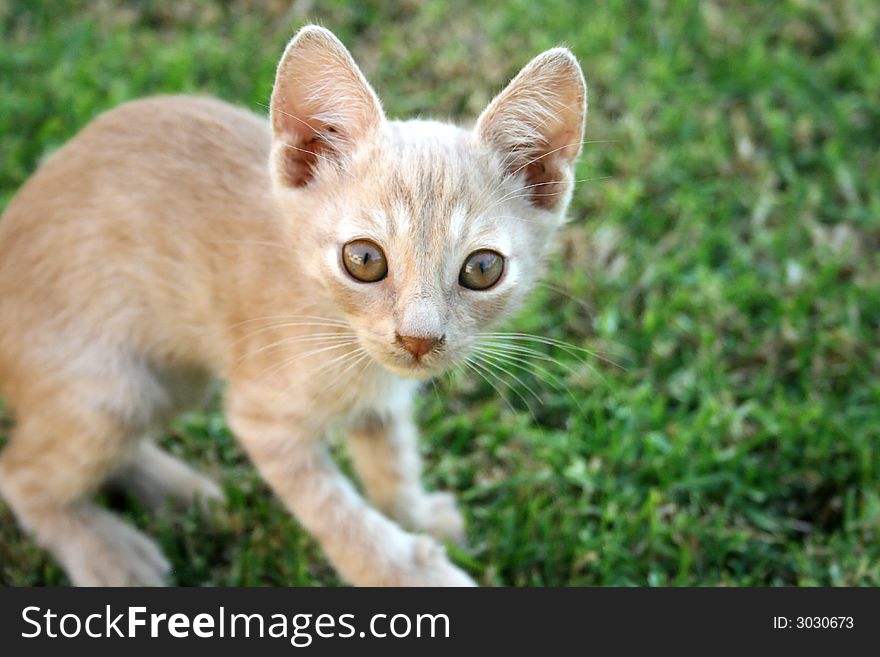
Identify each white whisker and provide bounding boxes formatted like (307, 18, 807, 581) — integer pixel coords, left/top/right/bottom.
(465, 356, 536, 421)
(469, 350, 543, 406)
(459, 359, 518, 417)
(257, 340, 360, 382)
(475, 340, 580, 375)
(474, 345, 566, 394)
(478, 332, 626, 370)
(278, 140, 346, 174)
(231, 318, 352, 346)
(473, 344, 583, 411)
(315, 349, 372, 399)
(476, 139, 617, 215)
(237, 332, 357, 366)
(488, 175, 612, 208)
(229, 314, 350, 329)
(208, 239, 290, 251)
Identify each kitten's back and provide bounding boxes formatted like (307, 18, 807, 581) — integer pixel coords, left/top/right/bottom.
(0, 96, 275, 394)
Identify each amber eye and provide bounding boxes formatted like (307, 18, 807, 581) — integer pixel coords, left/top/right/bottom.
(459, 249, 504, 290)
(342, 239, 388, 282)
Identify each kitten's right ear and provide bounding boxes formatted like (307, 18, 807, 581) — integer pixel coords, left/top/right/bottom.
(270, 26, 384, 188)
(476, 48, 586, 211)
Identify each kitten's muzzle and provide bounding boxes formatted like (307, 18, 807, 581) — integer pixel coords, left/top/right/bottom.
(396, 333, 444, 360)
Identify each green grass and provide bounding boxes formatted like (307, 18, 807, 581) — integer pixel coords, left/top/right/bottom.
(1, 0, 879, 586)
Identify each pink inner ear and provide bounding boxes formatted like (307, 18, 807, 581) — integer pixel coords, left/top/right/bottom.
(519, 125, 579, 210)
(477, 51, 585, 210)
(521, 158, 566, 210)
(268, 29, 385, 188)
(275, 116, 340, 188)
(503, 129, 576, 211)
(548, 126, 581, 162)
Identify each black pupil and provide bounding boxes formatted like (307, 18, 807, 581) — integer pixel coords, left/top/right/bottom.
(362, 251, 371, 265)
(473, 254, 495, 277)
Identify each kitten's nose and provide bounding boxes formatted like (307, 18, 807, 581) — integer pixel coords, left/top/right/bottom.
(397, 334, 443, 359)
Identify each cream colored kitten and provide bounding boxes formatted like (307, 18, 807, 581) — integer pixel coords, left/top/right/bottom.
(0, 26, 586, 586)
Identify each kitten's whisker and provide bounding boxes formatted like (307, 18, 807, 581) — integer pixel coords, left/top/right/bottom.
(466, 359, 544, 424)
(476, 340, 581, 376)
(468, 351, 543, 406)
(276, 345, 365, 401)
(465, 356, 537, 421)
(479, 336, 617, 388)
(478, 332, 626, 370)
(278, 140, 351, 175)
(481, 176, 612, 212)
(506, 139, 614, 181)
(237, 332, 358, 366)
(229, 314, 351, 329)
(534, 281, 596, 316)
(309, 344, 369, 379)
(314, 348, 370, 399)
(474, 345, 583, 411)
(262, 106, 357, 178)
(232, 320, 352, 345)
(578, 139, 619, 145)
(256, 102, 322, 137)
(329, 349, 370, 382)
(477, 138, 618, 214)
(208, 239, 290, 251)
(257, 340, 360, 382)
(429, 377, 442, 401)
(488, 214, 545, 225)
(283, 339, 360, 363)
(517, 175, 613, 191)
(350, 350, 375, 388)
(485, 99, 571, 187)
(474, 345, 567, 394)
(315, 347, 370, 397)
(460, 359, 519, 417)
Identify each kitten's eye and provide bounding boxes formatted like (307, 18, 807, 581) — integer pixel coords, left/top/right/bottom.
(342, 239, 388, 282)
(459, 249, 504, 290)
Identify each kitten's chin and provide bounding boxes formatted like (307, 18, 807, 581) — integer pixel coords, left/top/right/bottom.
(377, 358, 446, 381)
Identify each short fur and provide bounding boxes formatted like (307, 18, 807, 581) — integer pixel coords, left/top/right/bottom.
(0, 26, 586, 586)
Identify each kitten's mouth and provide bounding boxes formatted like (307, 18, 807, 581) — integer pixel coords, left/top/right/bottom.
(374, 351, 448, 380)
(387, 359, 443, 380)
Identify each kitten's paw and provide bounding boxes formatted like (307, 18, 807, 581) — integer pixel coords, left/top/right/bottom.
(413, 492, 466, 545)
(184, 474, 225, 514)
(116, 443, 224, 515)
(341, 533, 474, 586)
(61, 511, 171, 586)
(410, 536, 476, 587)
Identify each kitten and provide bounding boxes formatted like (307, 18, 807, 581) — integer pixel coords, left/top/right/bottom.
(0, 26, 586, 586)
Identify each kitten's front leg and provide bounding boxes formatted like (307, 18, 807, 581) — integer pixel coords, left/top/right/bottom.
(346, 409, 465, 545)
(226, 394, 475, 587)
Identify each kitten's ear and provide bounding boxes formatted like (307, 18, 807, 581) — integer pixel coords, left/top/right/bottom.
(476, 48, 586, 210)
(270, 25, 384, 188)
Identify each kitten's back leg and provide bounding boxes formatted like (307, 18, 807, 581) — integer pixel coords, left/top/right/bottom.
(111, 440, 223, 513)
(0, 394, 170, 586)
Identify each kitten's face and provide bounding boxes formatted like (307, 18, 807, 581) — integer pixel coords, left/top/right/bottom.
(304, 121, 563, 378)
(269, 27, 586, 379)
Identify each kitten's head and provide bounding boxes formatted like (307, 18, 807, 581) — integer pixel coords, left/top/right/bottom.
(269, 26, 586, 379)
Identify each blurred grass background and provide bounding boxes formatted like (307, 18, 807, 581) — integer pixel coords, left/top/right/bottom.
(1, 0, 879, 586)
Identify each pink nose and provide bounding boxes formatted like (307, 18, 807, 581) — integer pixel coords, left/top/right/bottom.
(397, 334, 442, 359)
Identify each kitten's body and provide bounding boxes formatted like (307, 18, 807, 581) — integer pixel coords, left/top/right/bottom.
(0, 27, 585, 586)
(0, 95, 387, 417)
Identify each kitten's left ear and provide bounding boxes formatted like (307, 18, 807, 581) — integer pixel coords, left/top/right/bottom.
(476, 48, 586, 210)
(270, 25, 385, 188)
